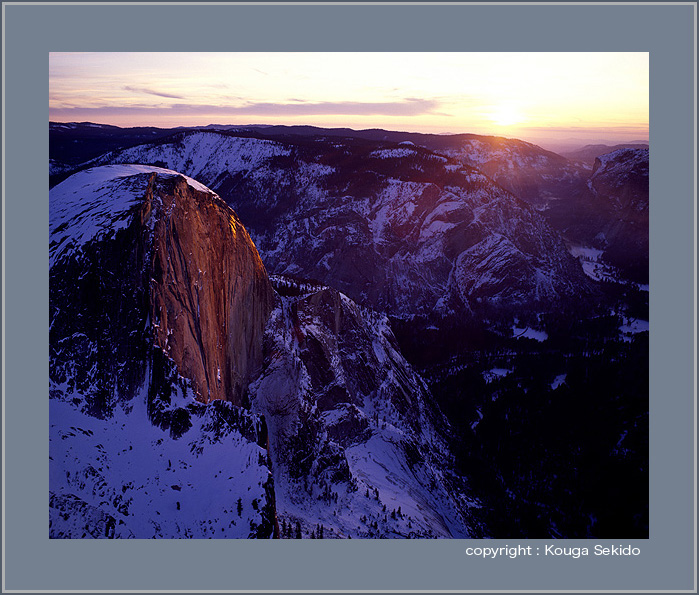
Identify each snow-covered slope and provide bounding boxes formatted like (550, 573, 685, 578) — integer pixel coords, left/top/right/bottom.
(50, 165, 214, 266)
(92, 132, 291, 183)
(50, 391, 273, 538)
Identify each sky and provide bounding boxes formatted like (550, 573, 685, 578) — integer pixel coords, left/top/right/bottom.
(49, 52, 649, 150)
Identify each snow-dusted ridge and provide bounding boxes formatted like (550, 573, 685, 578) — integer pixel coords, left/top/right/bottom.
(51, 163, 217, 204)
(250, 285, 480, 537)
(593, 147, 649, 171)
(92, 131, 292, 181)
(50, 165, 218, 266)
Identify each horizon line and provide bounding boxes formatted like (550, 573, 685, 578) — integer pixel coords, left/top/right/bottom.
(48, 119, 650, 145)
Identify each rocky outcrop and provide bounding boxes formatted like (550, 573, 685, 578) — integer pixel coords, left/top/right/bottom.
(50, 165, 274, 412)
(588, 148, 649, 282)
(50, 165, 277, 538)
(249, 280, 482, 538)
(590, 148, 649, 213)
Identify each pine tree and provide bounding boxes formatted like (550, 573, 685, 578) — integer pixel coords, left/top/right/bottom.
(237, 498, 243, 517)
(295, 521, 302, 539)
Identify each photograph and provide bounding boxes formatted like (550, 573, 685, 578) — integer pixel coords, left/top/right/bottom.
(48, 51, 650, 540)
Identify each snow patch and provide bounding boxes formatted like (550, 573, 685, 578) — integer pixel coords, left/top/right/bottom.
(483, 367, 512, 383)
(49, 392, 270, 538)
(512, 326, 548, 342)
(568, 244, 604, 261)
(551, 374, 567, 390)
(370, 147, 417, 159)
(619, 318, 649, 341)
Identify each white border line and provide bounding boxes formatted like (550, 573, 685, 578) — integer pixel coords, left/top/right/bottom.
(1, 1, 697, 5)
(2, 3, 7, 593)
(3, 589, 696, 593)
(2, 1, 696, 593)
(693, 3, 698, 595)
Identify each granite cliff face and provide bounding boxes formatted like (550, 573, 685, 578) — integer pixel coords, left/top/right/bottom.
(148, 173, 274, 405)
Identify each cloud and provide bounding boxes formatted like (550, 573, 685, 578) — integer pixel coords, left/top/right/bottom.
(123, 86, 186, 100)
(49, 98, 442, 120)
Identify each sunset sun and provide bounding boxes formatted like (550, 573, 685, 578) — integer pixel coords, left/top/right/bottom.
(490, 103, 526, 127)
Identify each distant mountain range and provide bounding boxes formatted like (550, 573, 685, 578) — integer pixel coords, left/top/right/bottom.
(560, 142, 649, 165)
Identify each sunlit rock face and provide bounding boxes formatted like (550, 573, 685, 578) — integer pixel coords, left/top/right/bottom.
(49, 165, 483, 539)
(148, 173, 274, 405)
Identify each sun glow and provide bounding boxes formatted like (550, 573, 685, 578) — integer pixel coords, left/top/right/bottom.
(489, 103, 526, 127)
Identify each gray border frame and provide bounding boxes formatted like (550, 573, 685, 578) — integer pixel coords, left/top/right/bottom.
(2, 1, 696, 592)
